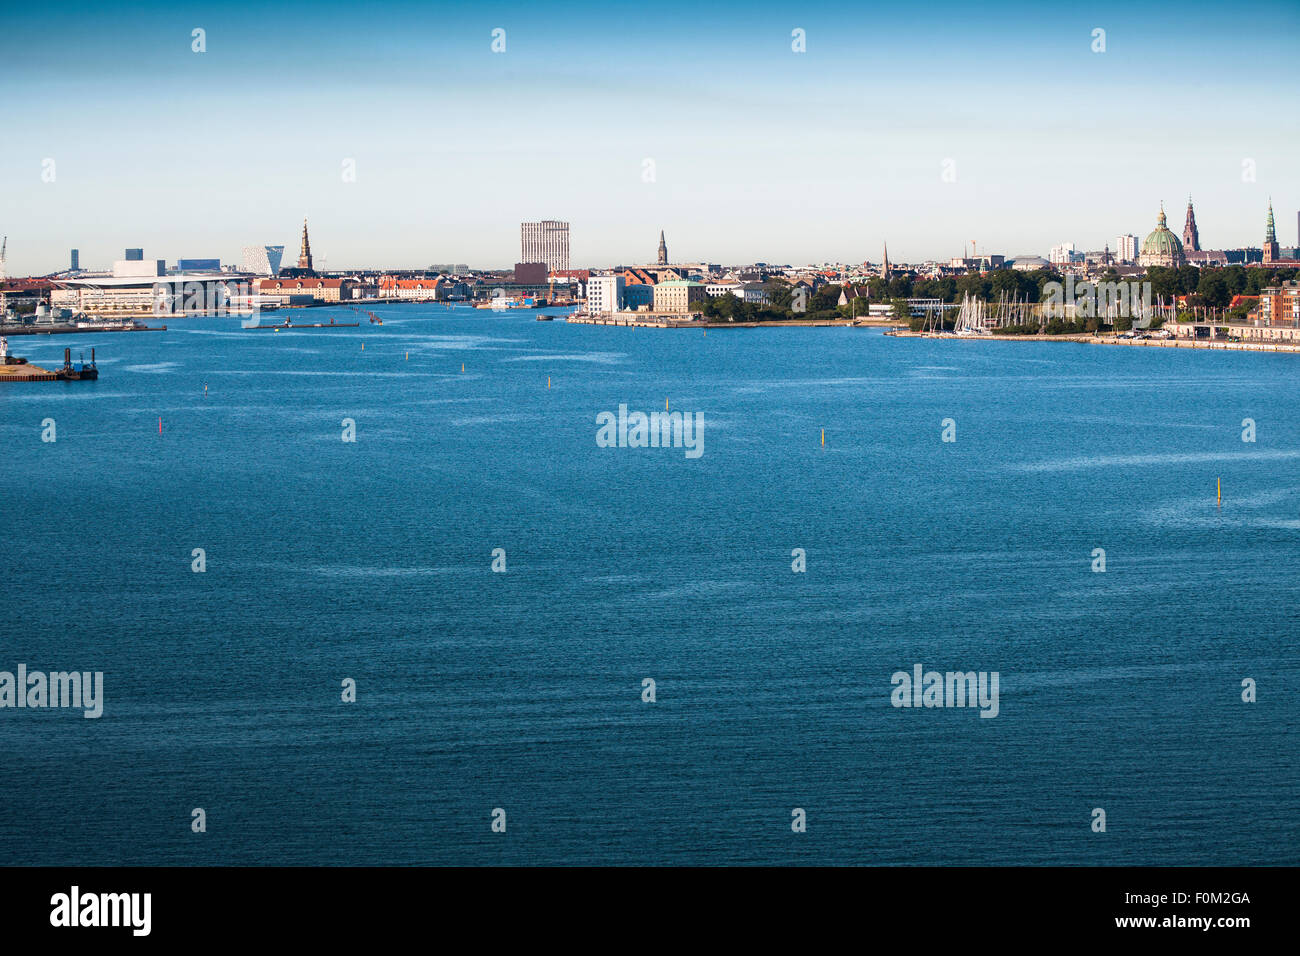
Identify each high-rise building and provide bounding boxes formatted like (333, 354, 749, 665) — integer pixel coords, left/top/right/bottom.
(1115, 235, 1138, 264)
(1263, 200, 1279, 264)
(297, 220, 313, 271)
(125, 248, 143, 261)
(657, 230, 668, 266)
(520, 221, 569, 272)
(1182, 196, 1200, 252)
(241, 245, 285, 276)
(70, 249, 80, 271)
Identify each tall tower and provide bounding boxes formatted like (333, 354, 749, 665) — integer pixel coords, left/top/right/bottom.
(657, 230, 668, 266)
(297, 219, 313, 271)
(1263, 200, 1279, 265)
(881, 242, 891, 280)
(1182, 196, 1200, 252)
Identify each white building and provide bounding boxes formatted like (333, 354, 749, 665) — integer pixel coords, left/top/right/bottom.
(586, 274, 625, 315)
(1115, 235, 1138, 264)
(705, 281, 743, 298)
(1048, 243, 1077, 266)
(242, 245, 285, 276)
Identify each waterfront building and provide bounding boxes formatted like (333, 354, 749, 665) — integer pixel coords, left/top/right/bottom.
(241, 245, 285, 276)
(586, 274, 625, 315)
(740, 282, 771, 306)
(1182, 197, 1200, 251)
(652, 279, 706, 313)
(1138, 204, 1185, 268)
(623, 283, 654, 310)
(520, 220, 570, 272)
(258, 277, 357, 303)
(1115, 235, 1138, 264)
(657, 230, 668, 266)
(1263, 200, 1280, 265)
(1257, 280, 1300, 327)
(378, 277, 444, 301)
(53, 259, 257, 315)
(549, 269, 589, 301)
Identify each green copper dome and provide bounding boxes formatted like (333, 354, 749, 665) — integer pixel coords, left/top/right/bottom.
(1140, 204, 1184, 264)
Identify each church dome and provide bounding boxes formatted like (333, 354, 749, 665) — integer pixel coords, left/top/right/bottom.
(1139, 204, 1185, 267)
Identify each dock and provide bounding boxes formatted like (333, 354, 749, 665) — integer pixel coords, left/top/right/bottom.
(0, 322, 165, 336)
(0, 344, 99, 382)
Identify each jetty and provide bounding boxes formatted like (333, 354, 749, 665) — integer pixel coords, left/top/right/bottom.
(0, 321, 164, 336)
(246, 320, 360, 330)
(0, 341, 99, 382)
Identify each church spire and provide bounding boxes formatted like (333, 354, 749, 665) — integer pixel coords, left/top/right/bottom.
(1264, 199, 1279, 264)
(297, 218, 313, 271)
(1182, 195, 1200, 252)
(881, 241, 891, 279)
(657, 230, 668, 266)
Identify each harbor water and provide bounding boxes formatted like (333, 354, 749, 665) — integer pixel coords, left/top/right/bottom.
(1, 304, 1296, 865)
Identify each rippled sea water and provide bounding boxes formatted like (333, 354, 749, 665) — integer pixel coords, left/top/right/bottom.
(1, 305, 1296, 865)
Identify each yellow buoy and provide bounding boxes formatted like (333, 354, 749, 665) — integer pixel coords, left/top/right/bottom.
(461, 362, 465, 372)
(821, 429, 825, 447)
(405, 351, 409, 361)
(361, 342, 364, 350)
(547, 376, 551, 389)
(1217, 477, 1222, 507)
(666, 397, 669, 411)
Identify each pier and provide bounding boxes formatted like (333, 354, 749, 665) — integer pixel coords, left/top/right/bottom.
(0, 343, 99, 382)
(0, 322, 165, 336)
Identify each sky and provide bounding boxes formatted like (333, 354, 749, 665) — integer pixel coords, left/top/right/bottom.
(1, 0, 1297, 275)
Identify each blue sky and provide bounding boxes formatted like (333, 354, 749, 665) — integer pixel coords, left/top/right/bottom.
(2, 1, 1297, 274)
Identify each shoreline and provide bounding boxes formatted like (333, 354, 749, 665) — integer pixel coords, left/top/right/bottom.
(886, 330, 1300, 354)
(564, 315, 906, 329)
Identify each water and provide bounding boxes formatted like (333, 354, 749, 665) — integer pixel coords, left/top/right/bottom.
(1, 305, 1296, 865)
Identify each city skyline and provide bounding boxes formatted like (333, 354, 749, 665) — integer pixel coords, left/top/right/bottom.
(1, 0, 1297, 274)
(10, 196, 1296, 277)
